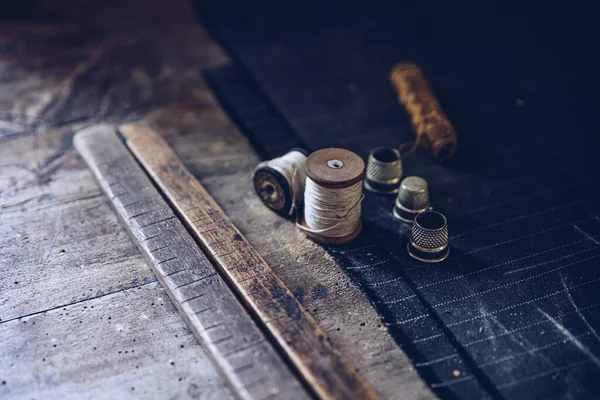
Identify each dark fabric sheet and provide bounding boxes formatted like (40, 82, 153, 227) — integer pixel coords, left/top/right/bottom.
(197, 2, 600, 399)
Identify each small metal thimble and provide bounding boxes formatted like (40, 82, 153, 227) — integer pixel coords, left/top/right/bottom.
(407, 211, 450, 263)
(393, 176, 430, 223)
(364, 147, 403, 194)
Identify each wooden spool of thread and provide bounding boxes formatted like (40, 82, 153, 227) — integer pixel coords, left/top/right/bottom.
(252, 148, 308, 216)
(298, 148, 365, 245)
(390, 62, 458, 161)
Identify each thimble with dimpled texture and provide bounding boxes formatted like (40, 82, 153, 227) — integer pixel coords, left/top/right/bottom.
(408, 210, 449, 263)
(364, 147, 402, 194)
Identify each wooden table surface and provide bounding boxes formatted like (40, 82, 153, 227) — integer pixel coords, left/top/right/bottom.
(0, 1, 433, 398)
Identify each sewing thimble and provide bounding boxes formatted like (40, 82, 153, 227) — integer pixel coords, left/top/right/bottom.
(364, 147, 403, 194)
(393, 176, 430, 223)
(407, 211, 450, 263)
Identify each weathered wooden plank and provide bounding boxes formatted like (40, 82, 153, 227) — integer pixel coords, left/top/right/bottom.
(0, 124, 235, 399)
(0, 195, 157, 322)
(74, 124, 309, 400)
(120, 123, 380, 400)
(0, 127, 101, 211)
(0, 128, 157, 321)
(0, 281, 233, 400)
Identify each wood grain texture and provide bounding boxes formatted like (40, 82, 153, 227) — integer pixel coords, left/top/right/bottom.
(0, 1, 237, 393)
(0, 0, 226, 136)
(305, 148, 365, 188)
(0, 282, 231, 400)
(119, 123, 379, 400)
(74, 124, 308, 400)
(0, 128, 157, 322)
(0, 127, 234, 399)
(0, 127, 100, 210)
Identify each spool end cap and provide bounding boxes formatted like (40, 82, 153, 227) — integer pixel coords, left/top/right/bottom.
(305, 148, 365, 189)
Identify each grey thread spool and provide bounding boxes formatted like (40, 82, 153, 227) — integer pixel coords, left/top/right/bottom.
(364, 147, 403, 194)
(252, 148, 308, 216)
(393, 176, 430, 223)
(408, 210, 450, 263)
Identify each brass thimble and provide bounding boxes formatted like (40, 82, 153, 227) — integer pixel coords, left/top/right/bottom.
(364, 147, 403, 194)
(408, 211, 449, 263)
(393, 176, 429, 223)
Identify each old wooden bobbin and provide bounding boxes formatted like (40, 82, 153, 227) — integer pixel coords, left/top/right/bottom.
(299, 148, 366, 245)
(252, 148, 308, 217)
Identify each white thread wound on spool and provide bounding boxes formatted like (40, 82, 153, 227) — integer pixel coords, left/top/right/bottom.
(259, 150, 307, 215)
(299, 177, 363, 237)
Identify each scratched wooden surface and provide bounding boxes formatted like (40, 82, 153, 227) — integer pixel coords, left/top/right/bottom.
(0, 0, 433, 399)
(0, 130, 234, 400)
(0, 1, 233, 398)
(75, 124, 308, 399)
(121, 123, 379, 400)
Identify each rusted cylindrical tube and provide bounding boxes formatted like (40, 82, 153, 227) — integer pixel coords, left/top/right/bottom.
(390, 62, 457, 160)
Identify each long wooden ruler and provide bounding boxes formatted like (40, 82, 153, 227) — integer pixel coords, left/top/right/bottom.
(119, 124, 379, 400)
(74, 125, 309, 400)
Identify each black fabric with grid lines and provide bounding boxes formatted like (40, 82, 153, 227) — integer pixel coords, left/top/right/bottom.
(196, 2, 600, 399)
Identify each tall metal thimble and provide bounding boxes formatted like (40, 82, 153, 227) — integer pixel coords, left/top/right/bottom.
(364, 147, 403, 194)
(393, 176, 429, 223)
(408, 211, 450, 263)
